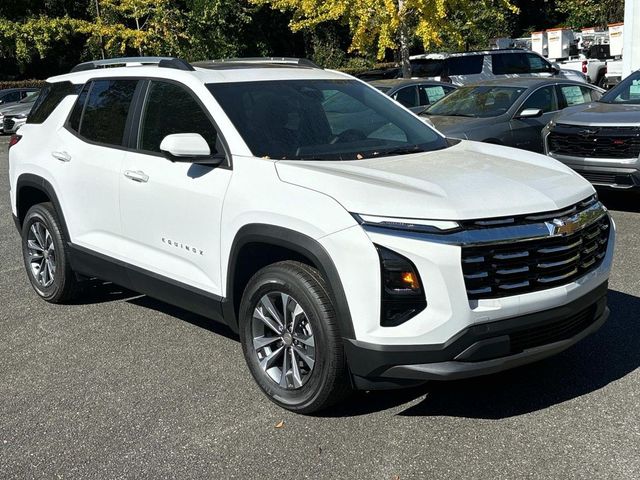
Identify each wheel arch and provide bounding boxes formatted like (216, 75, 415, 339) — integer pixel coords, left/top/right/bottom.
(16, 174, 70, 240)
(224, 224, 355, 340)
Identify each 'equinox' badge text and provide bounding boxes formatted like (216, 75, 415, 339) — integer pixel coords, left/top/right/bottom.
(162, 237, 204, 255)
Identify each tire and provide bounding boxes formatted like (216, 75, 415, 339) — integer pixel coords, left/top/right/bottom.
(21, 202, 81, 303)
(239, 261, 351, 413)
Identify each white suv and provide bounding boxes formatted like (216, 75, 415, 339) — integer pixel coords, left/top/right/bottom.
(9, 57, 615, 413)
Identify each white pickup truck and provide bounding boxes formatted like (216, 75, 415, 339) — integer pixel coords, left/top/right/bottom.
(561, 55, 607, 87)
(604, 59, 623, 89)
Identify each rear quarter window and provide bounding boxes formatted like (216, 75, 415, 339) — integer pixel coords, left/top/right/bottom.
(27, 82, 78, 124)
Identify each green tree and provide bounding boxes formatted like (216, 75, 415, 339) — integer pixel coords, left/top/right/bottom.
(556, 0, 624, 29)
(251, 0, 518, 77)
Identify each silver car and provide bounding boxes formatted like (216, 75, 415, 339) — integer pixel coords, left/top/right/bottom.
(544, 70, 640, 190)
(424, 78, 603, 153)
(1, 91, 40, 134)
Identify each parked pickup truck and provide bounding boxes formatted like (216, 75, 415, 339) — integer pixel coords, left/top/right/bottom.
(604, 59, 623, 89)
(561, 55, 607, 87)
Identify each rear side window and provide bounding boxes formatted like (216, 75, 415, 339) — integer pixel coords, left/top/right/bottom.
(557, 85, 595, 108)
(75, 79, 138, 146)
(138, 81, 218, 153)
(27, 82, 78, 124)
(67, 83, 91, 132)
(445, 56, 484, 76)
(418, 85, 454, 105)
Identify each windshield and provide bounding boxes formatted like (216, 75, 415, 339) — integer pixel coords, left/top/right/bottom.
(425, 85, 526, 118)
(20, 91, 39, 103)
(207, 80, 447, 160)
(599, 71, 640, 104)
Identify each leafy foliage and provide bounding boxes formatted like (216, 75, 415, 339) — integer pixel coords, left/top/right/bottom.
(556, 0, 624, 29)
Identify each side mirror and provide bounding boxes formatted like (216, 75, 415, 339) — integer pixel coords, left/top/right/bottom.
(159, 133, 223, 165)
(550, 62, 561, 74)
(516, 108, 543, 119)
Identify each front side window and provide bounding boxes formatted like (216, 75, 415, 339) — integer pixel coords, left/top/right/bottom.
(207, 80, 447, 161)
(599, 72, 640, 104)
(138, 81, 218, 154)
(492, 53, 551, 75)
(78, 79, 138, 146)
(426, 86, 526, 118)
(521, 86, 557, 113)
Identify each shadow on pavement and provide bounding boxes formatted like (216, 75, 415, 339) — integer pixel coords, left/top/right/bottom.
(323, 289, 640, 419)
(597, 188, 640, 214)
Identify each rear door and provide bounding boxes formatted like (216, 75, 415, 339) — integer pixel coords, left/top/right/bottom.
(118, 79, 232, 295)
(57, 78, 140, 257)
(508, 85, 559, 152)
(556, 83, 601, 108)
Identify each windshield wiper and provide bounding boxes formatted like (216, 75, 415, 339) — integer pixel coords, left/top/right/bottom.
(372, 145, 427, 156)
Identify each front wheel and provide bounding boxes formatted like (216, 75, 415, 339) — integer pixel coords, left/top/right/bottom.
(238, 261, 351, 413)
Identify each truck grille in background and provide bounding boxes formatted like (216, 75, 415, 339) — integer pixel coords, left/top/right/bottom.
(461, 201, 610, 300)
(548, 124, 640, 159)
(3, 117, 15, 131)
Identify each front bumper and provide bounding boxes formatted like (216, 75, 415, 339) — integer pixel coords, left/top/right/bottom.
(346, 281, 608, 388)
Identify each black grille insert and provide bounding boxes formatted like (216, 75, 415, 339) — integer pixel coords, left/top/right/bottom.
(509, 304, 597, 353)
(462, 213, 610, 300)
(549, 124, 640, 159)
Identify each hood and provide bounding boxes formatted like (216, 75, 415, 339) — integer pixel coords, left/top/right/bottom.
(554, 101, 640, 126)
(428, 115, 496, 136)
(1, 102, 34, 116)
(275, 140, 594, 221)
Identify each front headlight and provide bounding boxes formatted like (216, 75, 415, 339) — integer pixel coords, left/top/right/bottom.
(353, 213, 460, 234)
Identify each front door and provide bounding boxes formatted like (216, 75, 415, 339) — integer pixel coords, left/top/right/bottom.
(509, 85, 558, 152)
(119, 80, 232, 295)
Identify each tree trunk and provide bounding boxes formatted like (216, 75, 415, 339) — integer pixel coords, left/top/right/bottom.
(398, 0, 411, 78)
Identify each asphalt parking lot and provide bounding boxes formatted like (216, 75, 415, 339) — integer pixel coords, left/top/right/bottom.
(1, 135, 639, 479)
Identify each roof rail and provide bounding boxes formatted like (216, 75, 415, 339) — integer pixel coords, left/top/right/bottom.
(70, 57, 194, 73)
(192, 57, 322, 70)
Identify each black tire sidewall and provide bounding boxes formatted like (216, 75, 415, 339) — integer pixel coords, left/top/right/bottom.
(239, 264, 339, 412)
(21, 204, 69, 302)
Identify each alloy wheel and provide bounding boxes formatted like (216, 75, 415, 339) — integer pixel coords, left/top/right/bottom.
(26, 221, 56, 288)
(251, 292, 316, 389)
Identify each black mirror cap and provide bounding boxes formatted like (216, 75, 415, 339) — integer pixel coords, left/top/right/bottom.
(161, 150, 225, 166)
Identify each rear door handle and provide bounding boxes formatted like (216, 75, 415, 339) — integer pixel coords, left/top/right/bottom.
(124, 170, 149, 183)
(51, 151, 71, 162)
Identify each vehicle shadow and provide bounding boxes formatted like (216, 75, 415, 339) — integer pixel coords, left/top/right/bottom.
(597, 188, 640, 213)
(322, 289, 640, 419)
(69, 280, 140, 305)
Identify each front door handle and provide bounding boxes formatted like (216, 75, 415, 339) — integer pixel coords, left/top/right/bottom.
(124, 170, 149, 183)
(51, 151, 71, 162)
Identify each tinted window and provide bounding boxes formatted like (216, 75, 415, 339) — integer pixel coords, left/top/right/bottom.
(1, 91, 20, 104)
(27, 83, 76, 124)
(80, 79, 137, 146)
(426, 86, 525, 118)
(67, 83, 91, 132)
(393, 86, 417, 107)
(558, 85, 594, 107)
(208, 80, 447, 161)
(410, 59, 444, 77)
(445, 55, 484, 76)
(492, 53, 550, 75)
(522, 86, 557, 113)
(138, 81, 218, 154)
(525, 53, 552, 73)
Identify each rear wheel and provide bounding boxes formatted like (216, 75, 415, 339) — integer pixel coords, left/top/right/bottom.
(21, 203, 80, 303)
(239, 261, 350, 413)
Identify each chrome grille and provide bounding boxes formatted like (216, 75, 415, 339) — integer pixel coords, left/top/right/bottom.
(461, 205, 610, 300)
